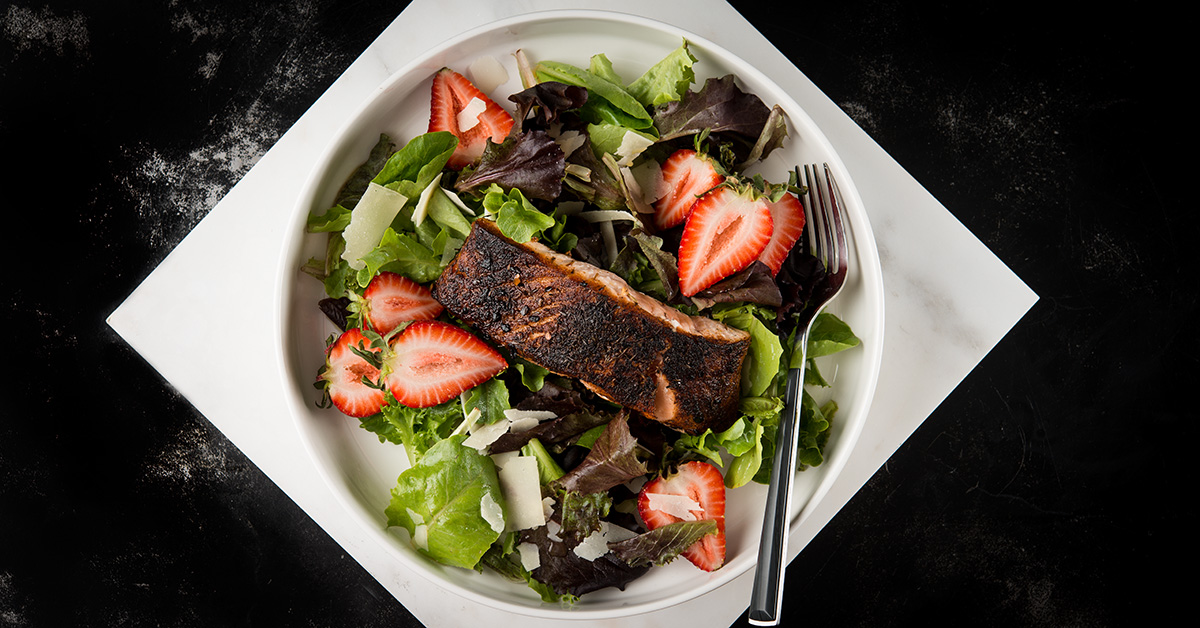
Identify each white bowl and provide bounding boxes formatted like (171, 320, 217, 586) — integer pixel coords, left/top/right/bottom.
(276, 9, 884, 620)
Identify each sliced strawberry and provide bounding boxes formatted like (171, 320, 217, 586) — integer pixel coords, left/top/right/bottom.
(676, 184, 774, 296)
(637, 461, 726, 572)
(756, 192, 806, 276)
(361, 271, 444, 335)
(428, 67, 514, 170)
(320, 328, 388, 418)
(385, 320, 507, 408)
(652, 149, 725, 230)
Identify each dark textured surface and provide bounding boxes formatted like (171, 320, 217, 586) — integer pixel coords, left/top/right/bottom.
(1, 1, 1193, 626)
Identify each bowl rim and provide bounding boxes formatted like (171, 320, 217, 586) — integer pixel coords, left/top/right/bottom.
(273, 7, 885, 620)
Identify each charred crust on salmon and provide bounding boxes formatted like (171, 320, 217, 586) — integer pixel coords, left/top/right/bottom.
(432, 219, 749, 435)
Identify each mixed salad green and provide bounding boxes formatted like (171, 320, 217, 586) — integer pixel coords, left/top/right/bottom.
(302, 41, 860, 603)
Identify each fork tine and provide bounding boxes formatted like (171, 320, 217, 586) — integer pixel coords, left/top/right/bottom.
(802, 164, 833, 271)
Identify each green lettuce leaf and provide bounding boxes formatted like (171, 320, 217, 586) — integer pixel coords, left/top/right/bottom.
(385, 435, 506, 570)
(353, 227, 442, 286)
(378, 399, 463, 466)
(712, 303, 785, 397)
(626, 40, 697, 108)
(372, 131, 458, 189)
(482, 185, 556, 243)
(534, 60, 654, 130)
(464, 376, 511, 426)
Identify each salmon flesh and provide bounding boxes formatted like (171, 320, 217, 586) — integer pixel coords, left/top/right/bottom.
(432, 219, 750, 435)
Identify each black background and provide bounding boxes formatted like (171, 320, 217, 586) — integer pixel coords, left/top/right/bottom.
(2, 1, 1194, 626)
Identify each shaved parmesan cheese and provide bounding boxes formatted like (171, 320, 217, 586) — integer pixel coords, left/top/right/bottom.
(457, 97, 487, 131)
(499, 456, 546, 531)
(546, 519, 563, 542)
(468, 55, 509, 95)
(555, 129, 586, 158)
(490, 450, 519, 471)
(503, 409, 557, 422)
(572, 522, 639, 562)
(615, 130, 654, 166)
(340, 182, 408, 270)
(517, 542, 541, 571)
(541, 496, 556, 520)
(411, 171, 444, 226)
(577, 210, 636, 223)
(632, 159, 666, 203)
(603, 522, 638, 544)
(463, 418, 510, 450)
(442, 187, 475, 215)
(479, 491, 505, 534)
(450, 405, 481, 437)
(645, 493, 702, 521)
(507, 417, 540, 433)
(573, 529, 609, 561)
(412, 524, 429, 550)
(406, 508, 424, 525)
(619, 166, 654, 215)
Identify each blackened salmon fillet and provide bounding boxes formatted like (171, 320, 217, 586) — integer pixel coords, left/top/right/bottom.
(432, 219, 750, 435)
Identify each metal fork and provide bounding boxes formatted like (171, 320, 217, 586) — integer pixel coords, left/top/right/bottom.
(748, 163, 850, 626)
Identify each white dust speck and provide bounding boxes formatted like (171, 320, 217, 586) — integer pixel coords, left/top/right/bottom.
(145, 422, 238, 488)
(2, 4, 89, 57)
(0, 571, 27, 626)
(198, 51, 222, 79)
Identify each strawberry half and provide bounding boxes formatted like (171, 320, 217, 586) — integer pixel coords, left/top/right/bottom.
(637, 461, 726, 572)
(756, 191, 806, 276)
(676, 184, 774, 296)
(428, 67, 514, 170)
(385, 320, 507, 408)
(319, 328, 388, 418)
(652, 149, 725, 230)
(361, 271, 444, 335)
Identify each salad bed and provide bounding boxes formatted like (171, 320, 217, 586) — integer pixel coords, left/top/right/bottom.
(300, 41, 860, 603)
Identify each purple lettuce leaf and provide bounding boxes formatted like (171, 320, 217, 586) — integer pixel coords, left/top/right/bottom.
(607, 519, 719, 567)
(552, 412, 649, 495)
(520, 525, 650, 597)
(508, 81, 589, 128)
(454, 130, 565, 202)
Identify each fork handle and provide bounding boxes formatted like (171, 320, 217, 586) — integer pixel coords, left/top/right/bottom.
(748, 362, 806, 626)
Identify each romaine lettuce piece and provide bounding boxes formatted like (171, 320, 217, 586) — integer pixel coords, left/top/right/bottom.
(385, 435, 506, 570)
(626, 40, 697, 108)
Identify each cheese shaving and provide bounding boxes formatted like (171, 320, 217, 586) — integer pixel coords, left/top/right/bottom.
(457, 97, 487, 131)
(498, 457, 545, 531)
(411, 171, 444, 226)
(462, 418, 510, 450)
(517, 542, 541, 571)
(577, 210, 636, 223)
(555, 129, 586, 158)
(479, 491, 505, 534)
(615, 130, 654, 166)
(412, 524, 428, 550)
(503, 409, 558, 422)
(468, 55, 508, 95)
(645, 493, 702, 521)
